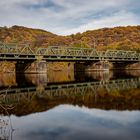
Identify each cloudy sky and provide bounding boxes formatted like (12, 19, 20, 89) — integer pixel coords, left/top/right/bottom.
(0, 0, 140, 35)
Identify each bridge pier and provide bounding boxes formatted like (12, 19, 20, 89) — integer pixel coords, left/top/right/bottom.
(125, 62, 140, 70)
(16, 60, 47, 73)
(111, 62, 140, 70)
(74, 61, 112, 72)
(85, 61, 112, 71)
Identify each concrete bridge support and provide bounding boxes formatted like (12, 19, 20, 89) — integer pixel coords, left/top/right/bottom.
(74, 61, 112, 72)
(16, 60, 47, 73)
(85, 61, 140, 70)
(125, 62, 140, 70)
(86, 61, 112, 71)
(111, 62, 140, 70)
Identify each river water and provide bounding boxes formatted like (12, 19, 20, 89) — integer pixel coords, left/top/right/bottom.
(0, 70, 140, 140)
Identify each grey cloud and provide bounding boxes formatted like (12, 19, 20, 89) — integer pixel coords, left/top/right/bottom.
(0, 0, 139, 35)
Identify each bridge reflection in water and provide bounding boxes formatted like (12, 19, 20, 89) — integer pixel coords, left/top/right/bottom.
(0, 71, 140, 116)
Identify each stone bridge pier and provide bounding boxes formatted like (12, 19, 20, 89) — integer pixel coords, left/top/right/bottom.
(16, 60, 47, 73)
(112, 62, 140, 70)
(74, 61, 140, 72)
(86, 61, 112, 71)
(74, 61, 112, 72)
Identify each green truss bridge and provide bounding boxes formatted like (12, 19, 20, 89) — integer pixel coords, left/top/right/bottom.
(0, 42, 140, 62)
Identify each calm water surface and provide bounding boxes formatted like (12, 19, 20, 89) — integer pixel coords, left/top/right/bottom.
(0, 70, 140, 140)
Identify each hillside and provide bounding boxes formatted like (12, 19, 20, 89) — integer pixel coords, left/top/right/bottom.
(0, 25, 140, 51)
(71, 26, 140, 51)
(0, 25, 71, 47)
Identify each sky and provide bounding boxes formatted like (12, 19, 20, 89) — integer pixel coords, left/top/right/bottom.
(0, 0, 140, 35)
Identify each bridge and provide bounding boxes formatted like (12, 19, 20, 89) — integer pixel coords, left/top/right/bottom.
(0, 78, 140, 105)
(0, 42, 140, 73)
(0, 42, 140, 61)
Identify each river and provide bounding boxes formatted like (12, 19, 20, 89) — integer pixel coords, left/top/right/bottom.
(0, 70, 140, 140)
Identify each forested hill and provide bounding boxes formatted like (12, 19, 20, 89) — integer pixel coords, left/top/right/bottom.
(0, 25, 140, 51)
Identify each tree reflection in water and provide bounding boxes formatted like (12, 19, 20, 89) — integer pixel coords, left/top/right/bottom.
(0, 78, 140, 116)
